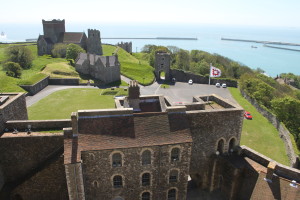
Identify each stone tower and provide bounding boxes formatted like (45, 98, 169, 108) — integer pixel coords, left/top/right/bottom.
(154, 52, 171, 81)
(42, 19, 65, 44)
(87, 29, 103, 55)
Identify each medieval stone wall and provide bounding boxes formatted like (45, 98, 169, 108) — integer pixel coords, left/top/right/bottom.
(81, 143, 191, 200)
(37, 38, 53, 55)
(11, 157, 68, 200)
(171, 69, 238, 87)
(65, 163, 85, 200)
(240, 146, 300, 182)
(0, 93, 28, 133)
(75, 54, 120, 85)
(49, 78, 79, 85)
(0, 134, 63, 183)
(5, 119, 71, 131)
(42, 19, 65, 44)
(87, 29, 103, 55)
(155, 52, 171, 81)
(0, 166, 4, 191)
(117, 42, 132, 53)
(187, 108, 244, 189)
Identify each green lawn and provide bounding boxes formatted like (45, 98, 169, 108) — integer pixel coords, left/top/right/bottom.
(0, 43, 154, 92)
(28, 88, 128, 120)
(115, 47, 155, 85)
(102, 44, 117, 56)
(229, 87, 290, 165)
(42, 62, 79, 78)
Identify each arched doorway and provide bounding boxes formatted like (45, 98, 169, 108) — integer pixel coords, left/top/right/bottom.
(217, 139, 225, 154)
(228, 138, 236, 153)
(159, 71, 166, 80)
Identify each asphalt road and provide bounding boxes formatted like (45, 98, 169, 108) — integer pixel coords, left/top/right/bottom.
(26, 77, 238, 107)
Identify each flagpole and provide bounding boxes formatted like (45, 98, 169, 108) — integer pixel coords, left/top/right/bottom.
(209, 63, 211, 86)
(207, 63, 212, 103)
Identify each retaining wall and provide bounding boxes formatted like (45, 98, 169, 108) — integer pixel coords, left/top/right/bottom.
(19, 76, 50, 96)
(20, 77, 81, 96)
(240, 90, 299, 168)
(170, 69, 238, 87)
(49, 78, 79, 85)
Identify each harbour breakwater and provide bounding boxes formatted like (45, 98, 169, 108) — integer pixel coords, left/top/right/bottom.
(263, 44, 300, 52)
(221, 37, 300, 46)
(102, 37, 198, 40)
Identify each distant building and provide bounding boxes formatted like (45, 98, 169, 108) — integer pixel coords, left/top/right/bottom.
(37, 19, 102, 56)
(117, 42, 132, 53)
(75, 53, 120, 84)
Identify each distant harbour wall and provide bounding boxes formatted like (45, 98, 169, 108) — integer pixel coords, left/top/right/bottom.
(221, 37, 300, 47)
(103, 37, 198, 40)
(263, 44, 300, 52)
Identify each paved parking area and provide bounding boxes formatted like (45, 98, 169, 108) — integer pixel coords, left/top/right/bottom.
(140, 82, 238, 105)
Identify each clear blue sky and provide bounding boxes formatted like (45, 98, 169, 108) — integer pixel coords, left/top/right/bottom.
(1, 0, 300, 27)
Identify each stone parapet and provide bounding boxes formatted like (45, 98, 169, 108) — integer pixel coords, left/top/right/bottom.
(65, 163, 86, 200)
(5, 119, 71, 131)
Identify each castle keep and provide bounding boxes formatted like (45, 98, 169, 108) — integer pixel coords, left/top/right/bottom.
(0, 83, 300, 199)
(37, 19, 102, 56)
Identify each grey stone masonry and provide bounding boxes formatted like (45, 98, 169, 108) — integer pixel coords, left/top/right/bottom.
(75, 53, 120, 84)
(65, 163, 86, 200)
(155, 52, 171, 81)
(87, 29, 103, 55)
(117, 42, 132, 53)
(0, 93, 28, 133)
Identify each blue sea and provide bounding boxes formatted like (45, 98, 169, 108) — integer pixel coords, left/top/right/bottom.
(1, 23, 300, 77)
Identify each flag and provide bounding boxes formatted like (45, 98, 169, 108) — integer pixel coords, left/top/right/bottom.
(210, 66, 221, 77)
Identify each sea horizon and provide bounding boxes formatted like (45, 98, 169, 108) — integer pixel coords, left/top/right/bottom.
(1, 23, 300, 77)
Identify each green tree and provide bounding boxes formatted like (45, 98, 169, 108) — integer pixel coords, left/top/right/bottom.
(66, 44, 85, 60)
(5, 46, 33, 69)
(239, 73, 275, 108)
(3, 62, 22, 78)
(52, 43, 67, 58)
(176, 49, 190, 71)
(271, 97, 300, 146)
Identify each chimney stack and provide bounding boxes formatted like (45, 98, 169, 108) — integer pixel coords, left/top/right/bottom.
(128, 80, 140, 99)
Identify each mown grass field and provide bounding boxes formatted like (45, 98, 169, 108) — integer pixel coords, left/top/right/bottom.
(28, 88, 128, 120)
(229, 87, 290, 165)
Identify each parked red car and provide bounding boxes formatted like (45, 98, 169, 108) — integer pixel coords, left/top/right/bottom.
(244, 111, 253, 120)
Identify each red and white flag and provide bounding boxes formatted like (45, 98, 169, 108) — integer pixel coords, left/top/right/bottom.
(210, 66, 221, 77)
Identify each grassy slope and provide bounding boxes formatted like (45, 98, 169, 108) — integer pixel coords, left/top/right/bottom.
(102, 45, 117, 56)
(42, 62, 79, 78)
(28, 88, 128, 120)
(0, 44, 154, 91)
(116, 47, 154, 85)
(229, 87, 289, 165)
(0, 44, 67, 90)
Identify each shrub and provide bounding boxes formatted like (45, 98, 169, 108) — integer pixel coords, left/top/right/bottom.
(5, 46, 33, 69)
(3, 62, 22, 78)
(66, 44, 85, 60)
(52, 43, 67, 58)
